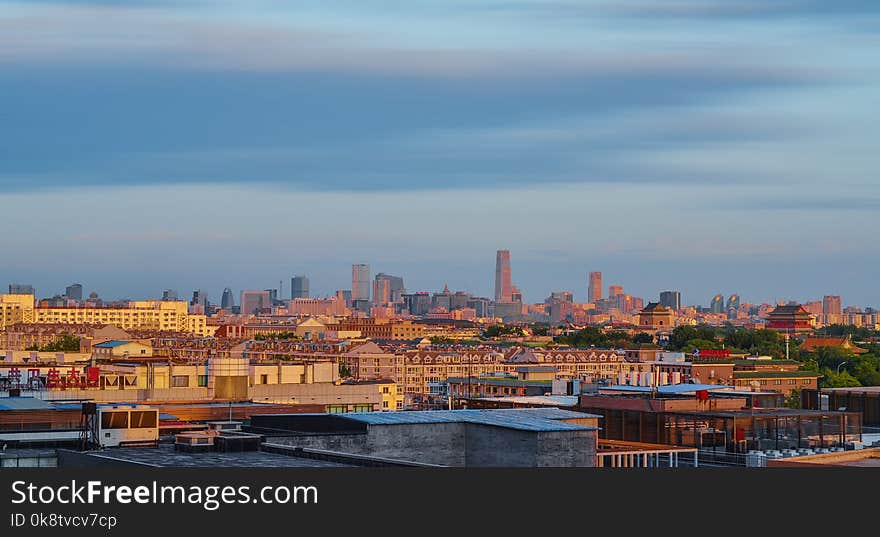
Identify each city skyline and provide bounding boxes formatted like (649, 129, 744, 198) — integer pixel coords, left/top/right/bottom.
(1, 259, 870, 311)
(1, 1, 879, 306)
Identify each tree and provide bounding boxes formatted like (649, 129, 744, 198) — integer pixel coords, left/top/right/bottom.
(632, 333, 654, 344)
(784, 389, 802, 409)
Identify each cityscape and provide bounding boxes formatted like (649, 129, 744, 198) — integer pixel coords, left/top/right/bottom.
(1, 249, 878, 468)
(1, 0, 879, 478)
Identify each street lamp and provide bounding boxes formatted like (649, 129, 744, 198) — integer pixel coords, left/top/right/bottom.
(837, 361, 847, 375)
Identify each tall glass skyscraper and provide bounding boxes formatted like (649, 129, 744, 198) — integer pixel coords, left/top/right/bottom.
(291, 275, 310, 299)
(352, 264, 370, 302)
(494, 250, 512, 302)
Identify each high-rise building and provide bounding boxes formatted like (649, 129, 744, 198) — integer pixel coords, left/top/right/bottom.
(404, 292, 432, 316)
(162, 289, 178, 301)
(240, 290, 272, 315)
(375, 273, 405, 303)
(710, 294, 725, 314)
(65, 283, 83, 302)
(291, 275, 310, 299)
(588, 272, 602, 303)
(352, 264, 371, 302)
(220, 288, 235, 310)
(727, 294, 740, 312)
(373, 279, 391, 306)
(8, 284, 34, 295)
(608, 285, 624, 298)
(191, 289, 209, 310)
(823, 295, 842, 316)
(494, 250, 512, 302)
(659, 291, 681, 311)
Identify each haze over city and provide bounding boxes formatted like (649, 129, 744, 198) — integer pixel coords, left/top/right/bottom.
(1, 0, 879, 303)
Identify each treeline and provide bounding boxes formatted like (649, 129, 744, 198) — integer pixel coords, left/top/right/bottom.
(25, 334, 81, 352)
(554, 327, 653, 348)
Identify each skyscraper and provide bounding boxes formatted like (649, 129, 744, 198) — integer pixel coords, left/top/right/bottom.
(588, 272, 602, 303)
(240, 290, 271, 315)
(161, 289, 178, 301)
(291, 275, 310, 299)
(494, 250, 512, 302)
(823, 295, 842, 316)
(375, 273, 405, 303)
(710, 294, 725, 314)
(727, 294, 740, 312)
(659, 290, 681, 311)
(373, 278, 391, 306)
(65, 283, 83, 301)
(608, 285, 623, 298)
(221, 288, 235, 310)
(8, 283, 34, 295)
(352, 264, 370, 302)
(191, 289, 209, 310)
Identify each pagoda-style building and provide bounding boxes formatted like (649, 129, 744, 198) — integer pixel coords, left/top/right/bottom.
(765, 304, 815, 335)
(638, 302, 673, 330)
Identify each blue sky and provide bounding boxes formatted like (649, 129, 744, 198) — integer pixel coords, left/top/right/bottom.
(1, 0, 878, 307)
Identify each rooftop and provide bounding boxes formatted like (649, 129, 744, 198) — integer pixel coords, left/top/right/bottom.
(319, 408, 598, 432)
(82, 443, 353, 468)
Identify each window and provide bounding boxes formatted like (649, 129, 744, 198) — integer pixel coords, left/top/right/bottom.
(260, 374, 268, 385)
(197, 375, 208, 387)
(101, 411, 128, 430)
(171, 375, 189, 387)
(130, 411, 157, 428)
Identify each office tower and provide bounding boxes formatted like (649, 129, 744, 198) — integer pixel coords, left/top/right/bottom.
(65, 283, 83, 301)
(659, 291, 681, 311)
(161, 289, 178, 301)
(220, 288, 235, 310)
(727, 294, 740, 311)
(467, 297, 491, 318)
(404, 292, 432, 316)
(291, 275, 310, 299)
(511, 286, 523, 304)
(450, 291, 470, 311)
(588, 272, 602, 303)
(494, 250, 512, 302)
(265, 288, 279, 304)
(432, 284, 452, 311)
(240, 290, 272, 315)
(8, 283, 34, 295)
(823, 295, 842, 316)
(608, 285, 624, 298)
(710, 294, 725, 314)
(373, 278, 391, 306)
(191, 289, 209, 310)
(352, 264, 371, 302)
(550, 291, 574, 303)
(337, 289, 353, 306)
(375, 273, 405, 303)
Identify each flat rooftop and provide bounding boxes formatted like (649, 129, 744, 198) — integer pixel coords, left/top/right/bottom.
(334, 408, 599, 432)
(81, 443, 353, 468)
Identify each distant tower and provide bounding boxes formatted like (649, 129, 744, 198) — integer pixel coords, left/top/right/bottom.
(352, 264, 371, 302)
(659, 290, 681, 311)
(161, 289, 178, 301)
(822, 295, 842, 316)
(608, 285, 624, 298)
(494, 250, 512, 302)
(190, 289, 209, 310)
(588, 272, 602, 303)
(710, 294, 725, 314)
(291, 275, 310, 299)
(221, 288, 235, 309)
(65, 283, 83, 302)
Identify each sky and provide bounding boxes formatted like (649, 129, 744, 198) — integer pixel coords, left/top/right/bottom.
(1, 0, 878, 307)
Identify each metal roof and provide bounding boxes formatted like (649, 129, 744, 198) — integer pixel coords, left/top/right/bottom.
(600, 383, 731, 394)
(0, 397, 54, 411)
(476, 395, 582, 407)
(94, 340, 135, 348)
(340, 408, 597, 432)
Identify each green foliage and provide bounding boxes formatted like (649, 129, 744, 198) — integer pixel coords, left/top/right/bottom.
(666, 325, 720, 351)
(254, 331, 299, 341)
(555, 326, 609, 347)
(482, 325, 522, 338)
(784, 389, 802, 409)
(816, 324, 880, 340)
(723, 328, 792, 359)
(29, 334, 81, 352)
(819, 368, 861, 388)
(632, 333, 654, 344)
(339, 363, 352, 378)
